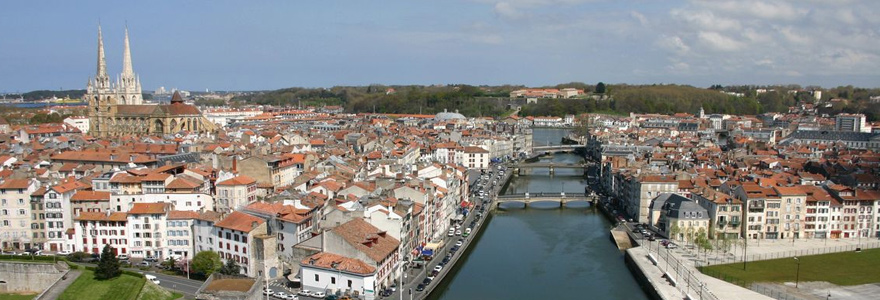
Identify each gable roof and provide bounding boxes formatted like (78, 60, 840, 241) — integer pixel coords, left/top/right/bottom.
(214, 211, 265, 233)
(331, 218, 399, 262)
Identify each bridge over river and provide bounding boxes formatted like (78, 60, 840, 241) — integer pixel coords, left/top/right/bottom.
(495, 192, 598, 209)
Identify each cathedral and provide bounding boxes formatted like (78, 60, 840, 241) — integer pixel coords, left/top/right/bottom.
(85, 26, 216, 137)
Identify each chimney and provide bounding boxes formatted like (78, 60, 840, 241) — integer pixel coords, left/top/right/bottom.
(232, 156, 238, 173)
(251, 221, 258, 230)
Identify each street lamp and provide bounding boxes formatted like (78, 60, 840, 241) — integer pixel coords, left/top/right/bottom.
(793, 257, 801, 289)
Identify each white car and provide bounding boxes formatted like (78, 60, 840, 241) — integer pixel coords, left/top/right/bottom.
(145, 275, 160, 285)
(310, 291, 326, 298)
(263, 289, 275, 296)
(455, 240, 463, 247)
(274, 291, 290, 299)
(447, 229, 454, 237)
(433, 265, 443, 272)
(455, 230, 462, 236)
(297, 290, 311, 297)
(57, 250, 73, 256)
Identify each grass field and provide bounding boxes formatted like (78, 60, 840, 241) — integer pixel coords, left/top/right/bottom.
(59, 269, 145, 300)
(136, 280, 182, 300)
(0, 294, 36, 300)
(700, 248, 880, 286)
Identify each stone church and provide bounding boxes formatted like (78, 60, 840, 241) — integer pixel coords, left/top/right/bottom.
(85, 26, 215, 137)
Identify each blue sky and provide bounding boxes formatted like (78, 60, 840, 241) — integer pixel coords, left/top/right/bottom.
(3, 0, 880, 92)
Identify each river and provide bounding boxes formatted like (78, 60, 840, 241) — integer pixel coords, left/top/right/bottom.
(427, 128, 649, 300)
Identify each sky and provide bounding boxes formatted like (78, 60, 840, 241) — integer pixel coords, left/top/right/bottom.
(2, 0, 880, 92)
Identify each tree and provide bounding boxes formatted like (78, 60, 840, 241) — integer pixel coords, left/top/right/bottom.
(595, 82, 607, 94)
(669, 223, 681, 242)
(696, 228, 712, 252)
(162, 256, 178, 270)
(191, 251, 222, 276)
(95, 245, 121, 280)
(219, 258, 241, 275)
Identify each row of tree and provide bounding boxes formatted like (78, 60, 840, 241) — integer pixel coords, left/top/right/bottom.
(89, 245, 245, 281)
(225, 83, 880, 120)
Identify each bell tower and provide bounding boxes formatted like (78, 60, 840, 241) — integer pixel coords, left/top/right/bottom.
(86, 25, 115, 136)
(117, 26, 143, 105)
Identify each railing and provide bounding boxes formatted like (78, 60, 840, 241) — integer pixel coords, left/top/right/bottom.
(645, 242, 720, 300)
(690, 240, 880, 266)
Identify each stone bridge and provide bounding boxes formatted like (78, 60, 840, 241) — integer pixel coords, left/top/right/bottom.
(495, 193, 597, 208)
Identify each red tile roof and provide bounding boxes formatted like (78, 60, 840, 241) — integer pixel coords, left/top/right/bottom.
(70, 191, 111, 202)
(128, 203, 171, 215)
(215, 211, 265, 233)
(217, 175, 256, 186)
(168, 210, 200, 220)
(0, 179, 31, 190)
(331, 218, 399, 262)
(75, 211, 128, 222)
(301, 252, 376, 275)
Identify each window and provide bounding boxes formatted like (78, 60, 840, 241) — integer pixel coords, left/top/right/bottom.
(331, 277, 336, 284)
(315, 274, 319, 281)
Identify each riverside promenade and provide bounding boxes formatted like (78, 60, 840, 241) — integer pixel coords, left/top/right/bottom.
(386, 165, 513, 300)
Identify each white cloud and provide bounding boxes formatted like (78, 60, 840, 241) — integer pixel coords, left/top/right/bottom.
(493, 2, 523, 19)
(697, 31, 743, 52)
(657, 35, 690, 55)
(630, 11, 648, 26)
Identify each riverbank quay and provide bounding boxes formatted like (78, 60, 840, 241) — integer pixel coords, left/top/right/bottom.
(385, 164, 513, 300)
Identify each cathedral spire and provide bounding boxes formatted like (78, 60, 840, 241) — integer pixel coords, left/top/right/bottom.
(96, 25, 108, 78)
(122, 26, 133, 77)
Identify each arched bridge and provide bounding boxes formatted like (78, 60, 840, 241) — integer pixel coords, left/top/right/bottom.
(511, 162, 595, 175)
(495, 193, 596, 208)
(532, 144, 585, 152)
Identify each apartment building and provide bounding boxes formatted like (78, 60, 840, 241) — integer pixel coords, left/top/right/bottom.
(74, 211, 128, 255)
(166, 210, 199, 259)
(214, 211, 268, 277)
(774, 186, 807, 240)
(216, 175, 257, 212)
(0, 179, 39, 251)
(127, 203, 172, 259)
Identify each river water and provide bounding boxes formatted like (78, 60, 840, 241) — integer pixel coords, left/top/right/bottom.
(427, 128, 649, 300)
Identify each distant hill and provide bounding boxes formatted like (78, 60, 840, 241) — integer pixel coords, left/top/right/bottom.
(20, 89, 86, 101)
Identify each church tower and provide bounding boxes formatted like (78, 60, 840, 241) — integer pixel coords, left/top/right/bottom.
(86, 25, 115, 136)
(116, 26, 143, 105)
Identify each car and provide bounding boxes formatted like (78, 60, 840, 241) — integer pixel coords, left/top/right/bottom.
(648, 235, 656, 241)
(455, 230, 462, 236)
(139, 261, 152, 267)
(145, 275, 160, 285)
(274, 291, 290, 299)
(57, 250, 72, 256)
(447, 229, 454, 237)
(144, 256, 157, 262)
(442, 257, 450, 264)
(434, 265, 443, 272)
(416, 283, 426, 292)
(117, 254, 129, 261)
(297, 290, 311, 297)
(390, 283, 397, 292)
(455, 240, 463, 247)
(665, 243, 678, 249)
(310, 291, 326, 298)
(263, 289, 275, 296)
(422, 278, 431, 285)
(464, 228, 472, 237)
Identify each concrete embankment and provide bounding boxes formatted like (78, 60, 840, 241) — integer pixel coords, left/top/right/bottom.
(0, 261, 69, 295)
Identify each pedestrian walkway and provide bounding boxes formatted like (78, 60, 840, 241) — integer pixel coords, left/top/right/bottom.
(37, 269, 81, 300)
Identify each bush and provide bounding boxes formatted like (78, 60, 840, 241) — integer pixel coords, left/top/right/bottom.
(69, 252, 89, 262)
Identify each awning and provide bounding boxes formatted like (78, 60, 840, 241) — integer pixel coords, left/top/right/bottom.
(425, 241, 444, 250)
(420, 249, 434, 256)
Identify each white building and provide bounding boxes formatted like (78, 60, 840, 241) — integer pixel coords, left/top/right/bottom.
(63, 116, 90, 133)
(300, 252, 376, 298)
(457, 147, 489, 170)
(127, 202, 171, 259)
(214, 211, 267, 277)
(165, 210, 198, 259)
(0, 179, 39, 251)
(73, 211, 128, 255)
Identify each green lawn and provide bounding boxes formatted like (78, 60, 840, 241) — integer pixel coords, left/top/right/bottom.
(136, 280, 182, 300)
(700, 248, 880, 286)
(59, 269, 145, 300)
(0, 294, 36, 300)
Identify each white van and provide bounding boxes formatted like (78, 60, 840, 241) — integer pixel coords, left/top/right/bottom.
(145, 274, 160, 285)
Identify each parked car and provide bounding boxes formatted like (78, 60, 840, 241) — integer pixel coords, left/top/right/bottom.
(274, 291, 290, 299)
(144, 256, 157, 262)
(455, 240, 463, 247)
(145, 275, 160, 285)
(139, 261, 152, 267)
(455, 230, 462, 236)
(263, 289, 275, 296)
(117, 254, 129, 261)
(447, 229, 455, 237)
(57, 250, 72, 256)
(297, 290, 311, 297)
(665, 243, 678, 249)
(434, 265, 443, 272)
(416, 283, 426, 292)
(310, 291, 326, 298)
